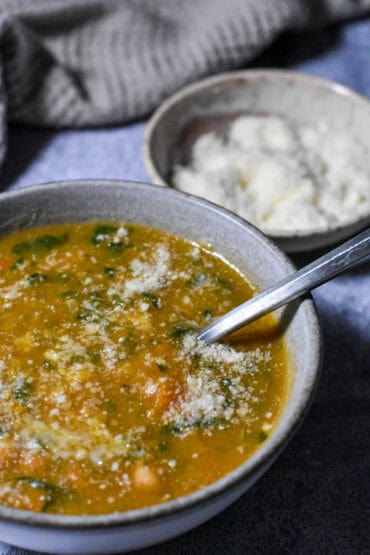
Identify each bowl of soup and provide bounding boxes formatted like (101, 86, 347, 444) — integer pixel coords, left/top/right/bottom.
(0, 180, 321, 553)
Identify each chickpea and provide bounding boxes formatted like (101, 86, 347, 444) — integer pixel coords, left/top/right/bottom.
(133, 464, 159, 490)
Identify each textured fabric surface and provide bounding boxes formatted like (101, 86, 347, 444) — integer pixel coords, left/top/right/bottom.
(0, 10, 370, 555)
(0, 0, 370, 174)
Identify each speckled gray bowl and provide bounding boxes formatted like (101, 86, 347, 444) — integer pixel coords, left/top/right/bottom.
(0, 180, 321, 554)
(143, 70, 370, 252)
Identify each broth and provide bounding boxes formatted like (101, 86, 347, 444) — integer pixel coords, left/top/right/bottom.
(0, 222, 288, 514)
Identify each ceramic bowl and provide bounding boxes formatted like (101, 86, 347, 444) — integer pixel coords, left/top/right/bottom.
(0, 180, 321, 554)
(143, 69, 370, 252)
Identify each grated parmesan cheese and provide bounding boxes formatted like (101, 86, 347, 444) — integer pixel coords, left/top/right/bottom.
(173, 115, 370, 233)
(124, 245, 170, 298)
(164, 334, 268, 432)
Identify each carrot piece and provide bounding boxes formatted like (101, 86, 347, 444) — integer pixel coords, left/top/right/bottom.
(0, 257, 11, 271)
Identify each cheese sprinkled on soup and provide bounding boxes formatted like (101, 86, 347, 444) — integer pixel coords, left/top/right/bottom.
(0, 223, 288, 514)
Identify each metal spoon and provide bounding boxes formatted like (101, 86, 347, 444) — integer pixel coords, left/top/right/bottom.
(197, 227, 370, 344)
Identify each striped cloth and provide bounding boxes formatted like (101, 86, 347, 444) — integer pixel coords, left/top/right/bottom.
(0, 0, 369, 169)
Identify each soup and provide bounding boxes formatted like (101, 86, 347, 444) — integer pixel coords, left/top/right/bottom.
(0, 222, 288, 514)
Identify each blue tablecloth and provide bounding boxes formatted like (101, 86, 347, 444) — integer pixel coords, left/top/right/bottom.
(1, 18, 369, 555)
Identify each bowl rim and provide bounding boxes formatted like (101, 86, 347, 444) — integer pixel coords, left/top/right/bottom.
(0, 179, 322, 529)
(143, 68, 370, 241)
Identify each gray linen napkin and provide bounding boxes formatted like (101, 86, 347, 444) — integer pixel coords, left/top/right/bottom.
(0, 0, 369, 173)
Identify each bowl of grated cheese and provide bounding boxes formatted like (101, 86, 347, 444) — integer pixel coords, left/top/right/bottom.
(144, 70, 370, 252)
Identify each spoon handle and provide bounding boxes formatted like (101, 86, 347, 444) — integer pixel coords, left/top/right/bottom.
(198, 227, 370, 344)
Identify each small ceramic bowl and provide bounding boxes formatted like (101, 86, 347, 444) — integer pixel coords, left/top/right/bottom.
(0, 180, 321, 554)
(143, 70, 370, 252)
